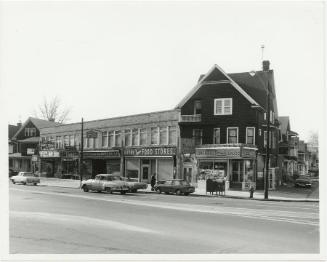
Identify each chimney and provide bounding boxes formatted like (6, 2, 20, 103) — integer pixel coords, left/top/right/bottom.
(17, 121, 22, 127)
(262, 60, 270, 71)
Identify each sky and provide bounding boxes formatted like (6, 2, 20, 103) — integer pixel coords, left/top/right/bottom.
(0, 1, 325, 142)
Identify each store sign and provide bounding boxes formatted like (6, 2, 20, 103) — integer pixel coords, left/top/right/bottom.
(27, 148, 35, 155)
(31, 155, 38, 162)
(196, 147, 256, 159)
(196, 148, 241, 158)
(83, 150, 120, 159)
(124, 147, 176, 156)
(61, 151, 79, 159)
(39, 150, 60, 158)
(40, 141, 55, 150)
(86, 130, 98, 138)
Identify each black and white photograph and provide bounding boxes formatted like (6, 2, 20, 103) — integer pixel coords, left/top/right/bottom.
(0, 1, 325, 261)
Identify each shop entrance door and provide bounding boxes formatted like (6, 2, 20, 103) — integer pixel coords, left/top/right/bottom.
(141, 159, 151, 183)
(92, 159, 106, 178)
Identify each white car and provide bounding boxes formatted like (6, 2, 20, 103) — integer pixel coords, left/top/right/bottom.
(10, 172, 40, 185)
(81, 174, 130, 194)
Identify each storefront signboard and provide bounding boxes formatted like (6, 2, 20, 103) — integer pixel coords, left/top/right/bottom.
(27, 148, 35, 155)
(39, 150, 60, 158)
(86, 130, 98, 138)
(196, 147, 257, 159)
(83, 150, 120, 159)
(124, 147, 176, 157)
(31, 155, 38, 162)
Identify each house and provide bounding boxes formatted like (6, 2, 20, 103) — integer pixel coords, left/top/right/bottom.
(176, 61, 280, 190)
(298, 140, 309, 176)
(278, 116, 299, 181)
(9, 117, 59, 173)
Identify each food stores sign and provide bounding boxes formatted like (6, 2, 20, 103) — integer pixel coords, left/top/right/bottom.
(196, 147, 256, 159)
(124, 147, 176, 156)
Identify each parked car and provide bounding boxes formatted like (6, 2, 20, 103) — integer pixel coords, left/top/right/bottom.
(9, 168, 18, 177)
(81, 174, 129, 194)
(10, 172, 40, 185)
(121, 177, 147, 193)
(294, 177, 312, 188)
(154, 179, 195, 196)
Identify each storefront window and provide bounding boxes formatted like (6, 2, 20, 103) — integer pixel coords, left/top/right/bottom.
(231, 160, 243, 182)
(132, 129, 139, 146)
(160, 127, 168, 145)
(102, 131, 108, 147)
(244, 160, 254, 182)
(108, 131, 114, 147)
(168, 126, 177, 145)
(139, 128, 147, 145)
(151, 127, 159, 145)
(227, 127, 238, 144)
(124, 129, 131, 147)
(115, 130, 121, 147)
(126, 159, 139, 179)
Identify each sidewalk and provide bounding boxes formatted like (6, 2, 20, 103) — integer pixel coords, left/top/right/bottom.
(38, 178, 319, 202)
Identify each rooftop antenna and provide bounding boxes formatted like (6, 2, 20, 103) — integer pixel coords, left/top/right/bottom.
(261, 44, 265, 61)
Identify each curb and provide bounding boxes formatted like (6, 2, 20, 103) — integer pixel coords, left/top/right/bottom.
(39, 183, 319, 203)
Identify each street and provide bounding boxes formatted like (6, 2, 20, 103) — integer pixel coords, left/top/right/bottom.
(9, 184, 319, 254)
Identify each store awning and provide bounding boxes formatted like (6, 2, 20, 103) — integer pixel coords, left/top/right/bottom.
(17, 137, 40, 143)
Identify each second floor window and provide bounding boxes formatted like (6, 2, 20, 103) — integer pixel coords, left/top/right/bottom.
(246, 127, 255, 145)
(227, 127, 238, 144)
(125, 129, 131, 146)
(108, 131, 114, 147)
(115, 130, 122, 147)
(102, 132, 108, 147)
(24, 127, 36, 137)
(151, 127, 159, 145)
(193, 129, 203, 146)
(213, 128, 220, 144)
(168, 126, 177, 145)
(139, 128, 147, 145)
(214, 98, 232, 115)
(160, 127, 168, 145)
(132, 129, 139, 146)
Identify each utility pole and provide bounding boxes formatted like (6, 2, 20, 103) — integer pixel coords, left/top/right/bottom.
(264, 73, 270, 200)
(80, 118, 84, 187)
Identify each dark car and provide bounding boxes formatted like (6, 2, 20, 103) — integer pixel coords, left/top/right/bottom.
(155, 179, 195, 196)
(295, 177, 312, 188)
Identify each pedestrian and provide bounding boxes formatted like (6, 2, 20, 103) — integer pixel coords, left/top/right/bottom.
(151, 174, 156, 191)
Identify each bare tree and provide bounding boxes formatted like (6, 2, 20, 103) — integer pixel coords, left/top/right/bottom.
(34, 96, 71, 123)
(308, 131, 318, 147)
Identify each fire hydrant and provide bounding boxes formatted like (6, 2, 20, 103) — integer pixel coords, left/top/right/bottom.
(249, 186, 255, 199)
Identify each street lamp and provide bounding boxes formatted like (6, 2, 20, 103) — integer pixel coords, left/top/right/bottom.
(79, 118, 84, 187)
(249, 61, 271, 200)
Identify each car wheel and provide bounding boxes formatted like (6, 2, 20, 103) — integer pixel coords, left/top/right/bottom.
(157, 188, 161, 194)
(184, 193, 190, 196)
(120, 191, 126, 195)
(33, 183, 37, 186)
(105, 187, 112, 194)
(22, 182, 26, 185)
(132, 189, 137, 193)
(82, 185, 89, 192)
(11, 180, 15, 184)
(176, 189, 181, 195)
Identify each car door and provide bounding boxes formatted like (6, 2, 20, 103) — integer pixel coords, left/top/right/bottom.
(163, 180, 172, 193)
(91, 176, 101, 190)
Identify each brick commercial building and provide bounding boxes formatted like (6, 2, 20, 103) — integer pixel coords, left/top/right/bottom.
(39, 110, 180, 182)
(38, 61, 281, 190)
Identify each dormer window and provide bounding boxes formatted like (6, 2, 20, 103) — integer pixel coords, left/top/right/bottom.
(214, 98, 232, 115)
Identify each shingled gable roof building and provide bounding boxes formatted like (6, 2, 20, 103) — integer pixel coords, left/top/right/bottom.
(39, 110, 179, 181)
(9, 117, 59, 173)
(176, 61, 280, 191)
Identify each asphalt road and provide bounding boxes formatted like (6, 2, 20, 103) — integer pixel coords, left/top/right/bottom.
(9, 184, 319, 254)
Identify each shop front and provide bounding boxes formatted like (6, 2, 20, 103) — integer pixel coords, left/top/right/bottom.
(195, 145, 257, 191)
(123, 146, 177, 183)
(61, 149, 80, 178)
(39, 150, 61, 177)
(82, 150, 121, 179)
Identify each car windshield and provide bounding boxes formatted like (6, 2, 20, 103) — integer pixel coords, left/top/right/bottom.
(112, 176, 122, 181)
